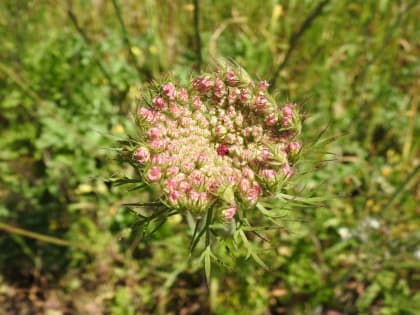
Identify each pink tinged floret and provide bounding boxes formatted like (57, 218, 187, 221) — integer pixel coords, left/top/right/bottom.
(225, 71, 238, 86)
(147, 166, 162, 182)
(152, 153, 170, 165)
(255, 95, 268, 111)
(287, 141, 301, 153)
(222, 206, 236, 220)
(217, 144, 230, 156)
(178, 87, 189, 102)
(189, 190, 200, 202)
(199, 192, 208, 201)
(189, 171, 204, 186)
(214, 77, 225, 98)
(265, 113, 277, 126)
(258, 80, 270, 90)
(228, 91, 238, 105)
(282, 105, 293, 117)
(148, 139, 166, 150)
(139, 107, 156, 122)
(240, 89, 250, 103)
(261, 169, 276, 181)
(215, 125, 227, 138)
(192, 96, 203, 109)
(169, 103, 182, 118)
(283, 162, 293, 178)
(167, 166, 179, 176)
(193, 76, 212, 92)
(179, 181, 191, 192)
(260, 147, 271, 161)
(239, 178, 251, 192)
(148, 127, 162, 139)
(242, 167, 255, 180)
(152, 96, 167, 110)
(247, 182, 262, 203)
(169, 190, 183, 203)
(182, 161, 195, 172)
(282, 116, 293, 126)
(162, 83, 176, 100)
(165, 178, 178, 190)
(134, 147, 150, 163)
(173, 173, 186, 183)
(208, 180, 220, 192)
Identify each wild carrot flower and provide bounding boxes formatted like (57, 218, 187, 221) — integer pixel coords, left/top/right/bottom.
(128, 67, 303, 218)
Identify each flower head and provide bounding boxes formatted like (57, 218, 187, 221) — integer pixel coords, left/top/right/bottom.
(130, 67, 302, 217)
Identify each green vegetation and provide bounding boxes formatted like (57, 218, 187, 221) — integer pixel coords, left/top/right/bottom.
(0, 1, 419, 314)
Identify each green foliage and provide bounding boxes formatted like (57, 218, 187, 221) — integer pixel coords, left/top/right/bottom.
(0, 0, 419, 314)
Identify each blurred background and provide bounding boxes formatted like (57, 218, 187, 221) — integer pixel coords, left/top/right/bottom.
(0, 0, 419, 314)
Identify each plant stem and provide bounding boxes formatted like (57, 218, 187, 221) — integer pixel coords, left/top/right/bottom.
(110, 0, 147, 78)
(193, 0, 202, 71)
(0, 222, 92, 252)
(269, 0, 330, 91)
(66, 0, 117, 90)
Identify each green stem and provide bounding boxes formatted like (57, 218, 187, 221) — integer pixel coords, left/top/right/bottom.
(0, 222, 92, 252)
(193, 0, 202, 71)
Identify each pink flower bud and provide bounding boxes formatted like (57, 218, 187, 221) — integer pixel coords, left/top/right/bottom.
(178, 87, 189, 102)
(265, 113, 277, 126)
(255, 95, 268, 111)
(139, 107, 155, 122)
(215, 125, 227, 138)
(208, 180, 220, 192)
(247, 182, 262, 203)
(217, 144, 230, 156)
(287, 141, 301, 153)
(148, 139, 166, 151)
(240, 89, 249, 103)
(239, 178, 251, 192)
(167, 166, 179, 176)
(162, 83, 176, 100)
(192, 96, 203, 109)
(169, 103, 182, 118)
(282, 104, 293, 117)
(147, 166, 162, 181)
(214, 77, 225, 98)
(228, 89, 239, 104)
(169, 190, 182, 204)
(224, 133, 236, 144)
(189, 170, 204, 186)
(165, 178, 178, 190)
(225, 71, 238, 86)
(261, 169, 276, 181)
(152, 96, 167, 110)
(258, 80, 269, 90)
(189, 190, 200, 203)
(260, 147, 271, 161)
(134, 147, 150, 163)
(199, 192, 208, 201)
(242, 167, 255, 180)
(148, 127, 162, 139)
(222, 206, 236, 220)
(179, 181, 191, 192)
(283, 162, 293, 178)
(173, 173, 186, 183)
(282, 116, 293, 126)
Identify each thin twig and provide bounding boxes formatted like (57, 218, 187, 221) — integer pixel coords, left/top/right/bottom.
(110, 0, 145, 78)
(269, 0, 331, 91)
(382, 163, 419, 215)
(66, 0, 117, 90)
(0, 222, 93, 252)
(193, 0, 202, 71)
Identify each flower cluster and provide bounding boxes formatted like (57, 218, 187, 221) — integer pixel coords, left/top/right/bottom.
(132, 68, 302, 220)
